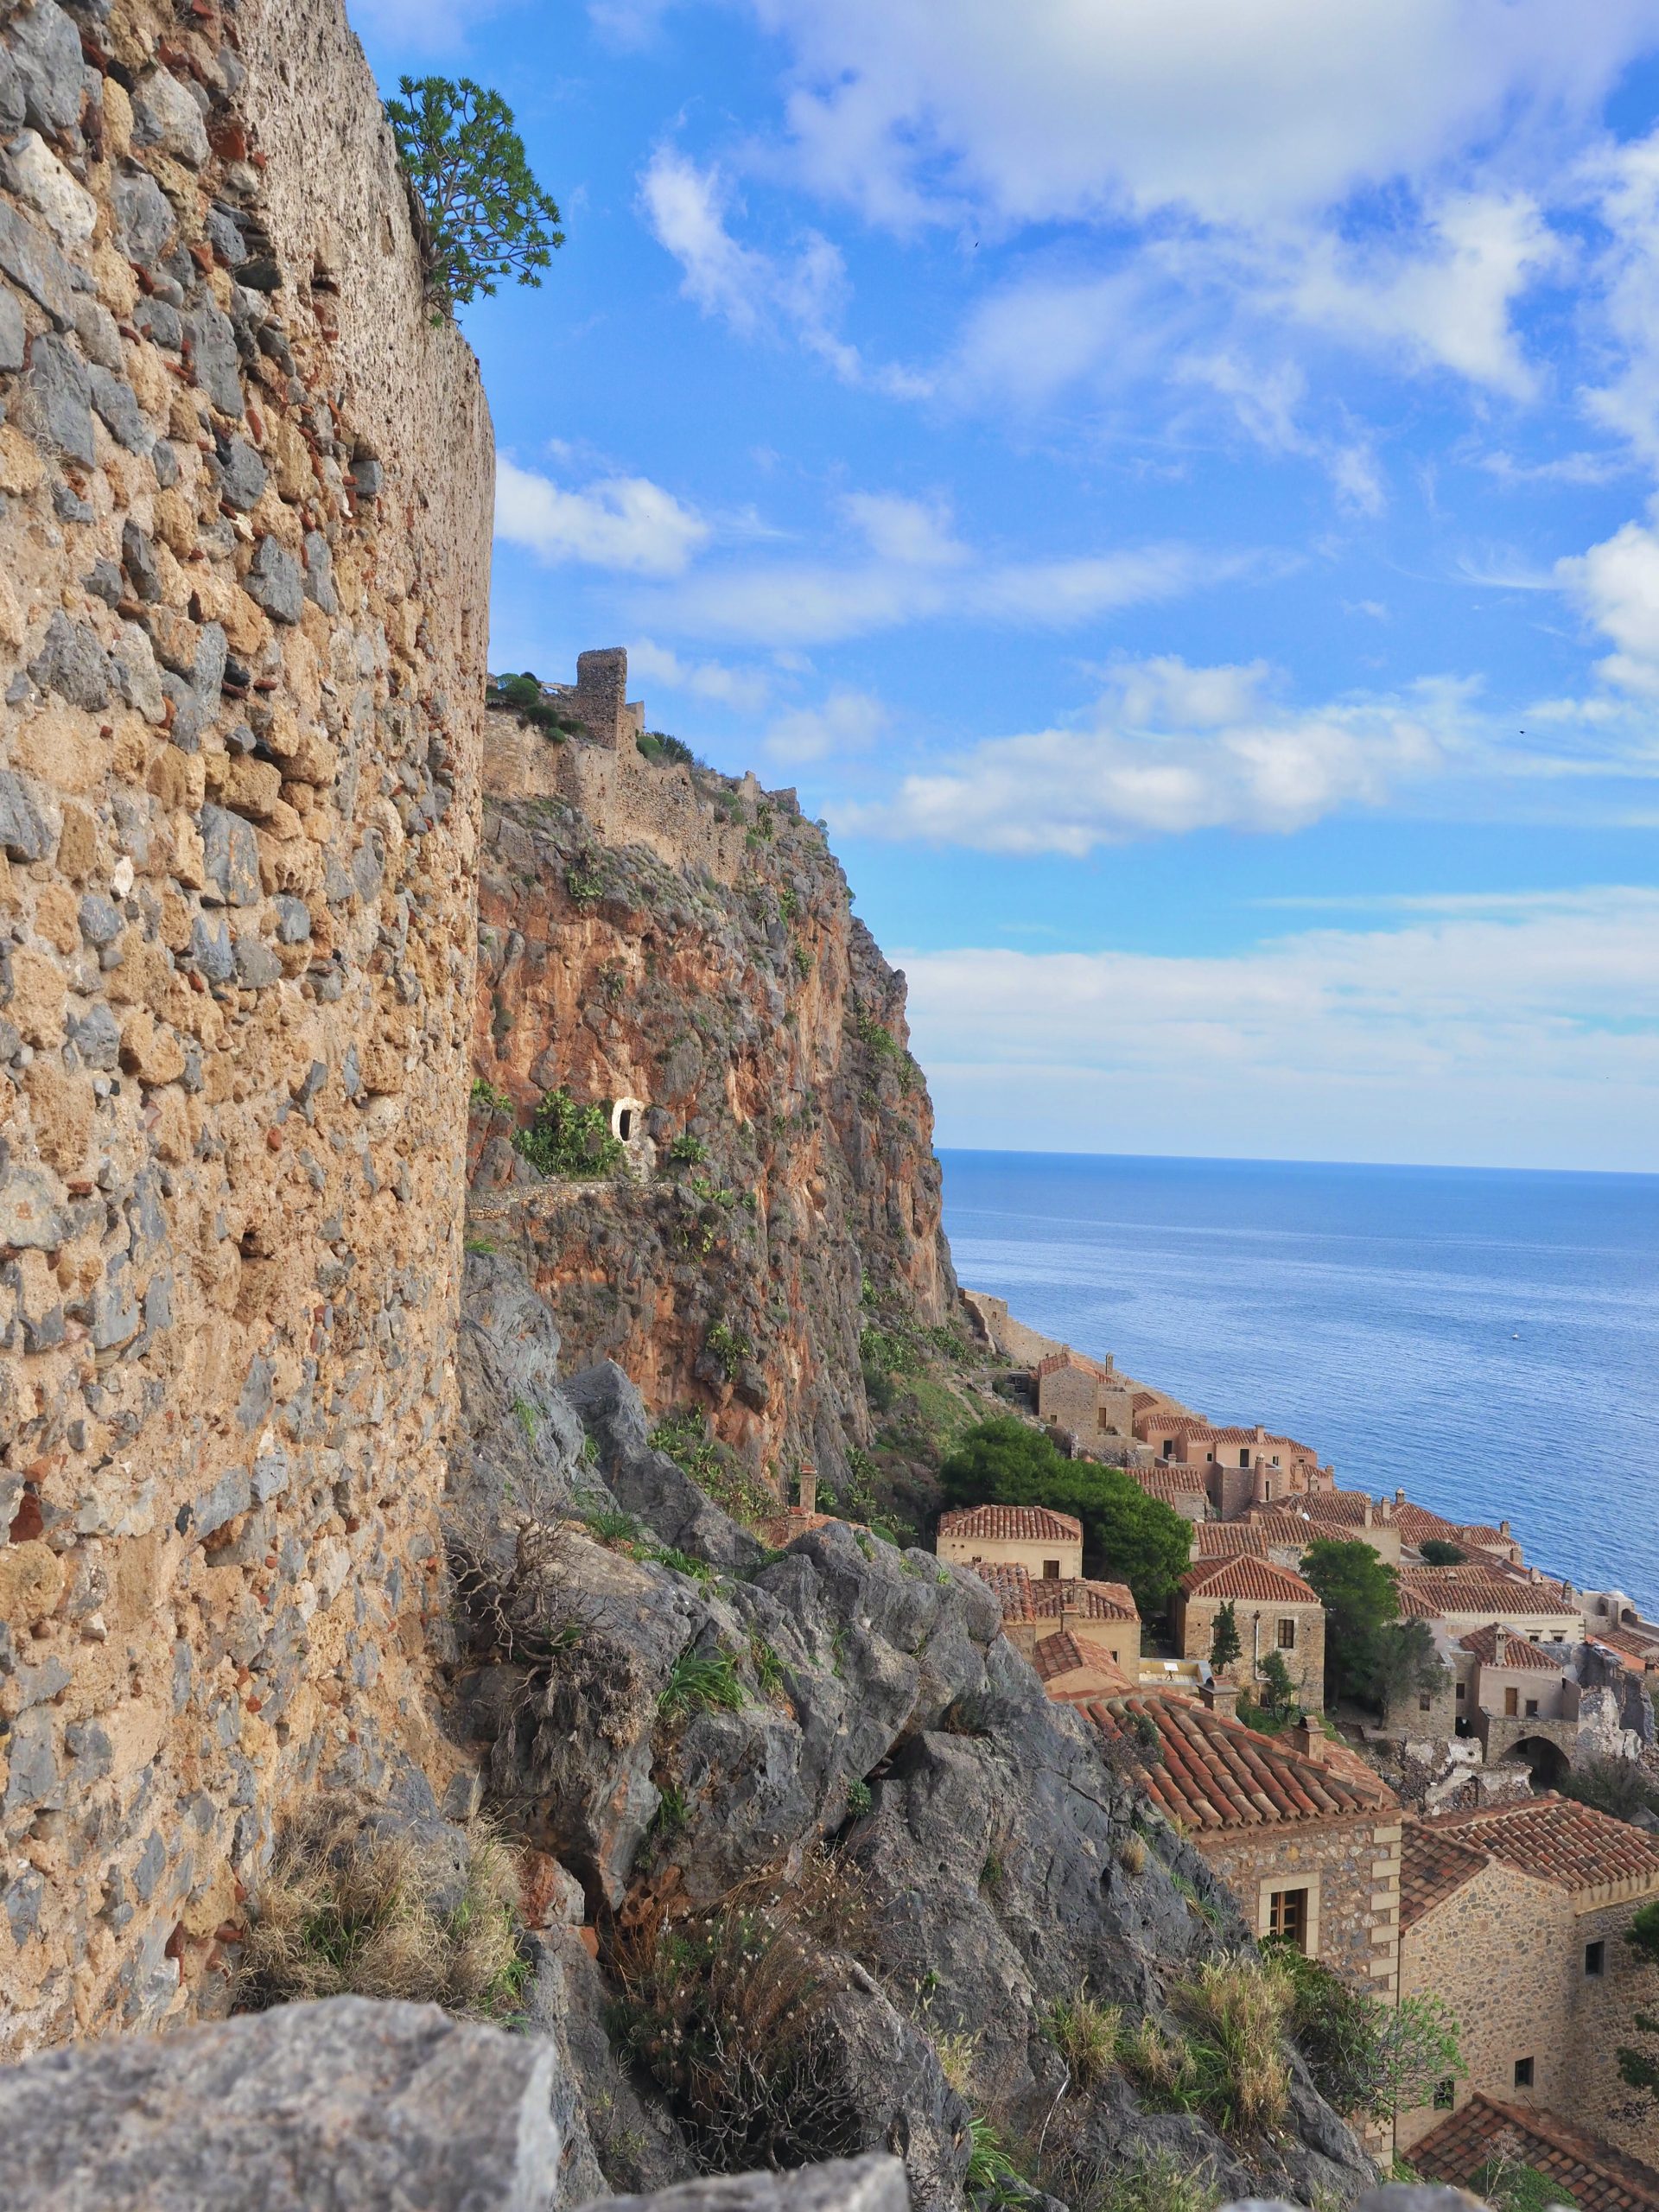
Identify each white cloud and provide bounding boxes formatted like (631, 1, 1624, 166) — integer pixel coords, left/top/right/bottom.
(639, 146, 918, 390)
(752, 0, 1656, 232)
(1557, 517, 1659, 694)
(658, 536, 1241, 647)
(832, 658, 1452, 852)
(626, 638, 772, 712)
(839, 491, 966, 568)
(1281, 191, 1560, 398)
(495, 456, 709, 577)
(764, 687, 887, 762)
(1583, 130, 1659, 463)
(899, 887, 1659, 1169)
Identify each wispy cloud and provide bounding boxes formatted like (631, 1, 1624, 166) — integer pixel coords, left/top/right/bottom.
(901, 887, 1659, 1168)
(764, 687, 887, 762)
(832, 657, 1455, 852)
(626, 638, 772, 712)
(495, 456, 709, 576)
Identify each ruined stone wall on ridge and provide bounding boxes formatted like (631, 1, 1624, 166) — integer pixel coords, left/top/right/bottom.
(0, 0, 491, 2054)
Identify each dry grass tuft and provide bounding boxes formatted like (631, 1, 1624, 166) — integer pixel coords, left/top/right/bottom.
(1116, 1956, 1292, 2138)
(238, 1802, 528, 2021)
(1046, 1986, 1122, 2089)
(1118, 1832, 1147, 1876)
(935, 2027, 982, 2095)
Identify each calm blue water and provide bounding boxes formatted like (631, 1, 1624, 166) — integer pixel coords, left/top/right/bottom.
(939, 1151, 1659, 1615)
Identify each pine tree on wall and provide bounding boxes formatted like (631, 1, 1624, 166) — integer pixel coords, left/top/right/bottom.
(1210, 1599, 1242, 1672)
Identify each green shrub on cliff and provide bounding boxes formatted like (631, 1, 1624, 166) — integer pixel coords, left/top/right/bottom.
(939, 1417, 1192, 1617)
(512, 1088, 623, 1178)
(387, 77, 563, 311)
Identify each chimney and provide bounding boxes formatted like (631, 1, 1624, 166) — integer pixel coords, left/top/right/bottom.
(798, 1462, 817, 1516)
(1362, 1499, 1372, 1529)
(1395, 1488, 1407, 1506)
(1288, 1718, 1325, 1764)
(1494, 1627, 1508, 1665)
(1201, 1680, 1239, 1721)
(1500, 1520, 1510, 1538)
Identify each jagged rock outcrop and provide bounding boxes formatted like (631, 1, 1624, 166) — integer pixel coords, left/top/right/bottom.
(442, 1251, 1376, 2211)
(467, 749, 955, 1490)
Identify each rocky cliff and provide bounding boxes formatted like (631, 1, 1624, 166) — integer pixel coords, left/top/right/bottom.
(467, 699, 956, 1495)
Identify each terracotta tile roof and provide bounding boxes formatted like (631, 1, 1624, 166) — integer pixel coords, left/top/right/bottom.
(1392, 1500, 1465, 1548)
(970, 1560, 1035, 1621)
(1127, 1465, 1209, 1505)
(1131, 1390, 1161, 1411)
(1029, 1576, 1140, 1623)
(1207, 1425, 1316, 1457)
(1400, 1820, 1501, 1929)
(1591, 1628, 1659, 1669)
(1414, 2094, 1659, 2212)
(1242, 1509, 1323, 1548)
(938, 1503, 1084, 1544)
(1398, 1567, 1578, 1620)
(1418, 1793, 1659, 1898)
(1458, 1624, 1563, 1673)
(1078, 1694, 1395, 1831)
(1458, 1524, 1514, 1548)
(1194, 1524, 1271, 1559)
(1179, 1555, 1320, 1605)
(1033, 1632, 1133, 1692)
(1296, 1489, 1385, 1525)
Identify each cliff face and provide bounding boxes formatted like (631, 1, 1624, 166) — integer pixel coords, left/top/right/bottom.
(467, 708, 955, 1490)
(0, 0, 490, 2053)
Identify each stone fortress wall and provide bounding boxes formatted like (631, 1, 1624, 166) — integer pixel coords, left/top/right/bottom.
(0, 0, 492, 2054)
(481, 645, 780, 886)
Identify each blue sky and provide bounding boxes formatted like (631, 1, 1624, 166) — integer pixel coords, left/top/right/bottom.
(354, 0, 1659, 1173)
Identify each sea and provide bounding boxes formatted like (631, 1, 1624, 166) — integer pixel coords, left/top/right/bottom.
(938, 1150, 1659, 1617)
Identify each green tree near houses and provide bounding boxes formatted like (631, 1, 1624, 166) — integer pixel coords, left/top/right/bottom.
(1299, 1536, 1401, 1708)
(386, 76, 563, 312)
(1209, 1599, 1242, 1672)
(938, 1417, 1192, 1618)
(1615, 1898, 1659, 2108)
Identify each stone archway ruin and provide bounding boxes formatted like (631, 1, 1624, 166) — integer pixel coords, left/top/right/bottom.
(611, 1096, 647, 1143)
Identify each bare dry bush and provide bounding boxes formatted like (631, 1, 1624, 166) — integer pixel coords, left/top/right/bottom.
(237, 1801, 527, 2020)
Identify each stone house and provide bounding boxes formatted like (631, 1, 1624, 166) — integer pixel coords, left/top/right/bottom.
(1125, 1463, 1210, 1523)
(936, 1503, 1084, 1583)
(1397, 1795, 1659, 2167)
(1398, 1567, 1586, 1645)
(1413, 2094, 1659, 2212)
(1132, 1412, 1325, 1515)
(1288, 1491, 1404, 1567)
(1173, 1555, 1328, 1714)
(1082, 1691, 1402, 1995)
(1455, 1624, 1579, 1773)
(1033, 1350, 1138, 1445)
(1033, 1632, 1135, 1701)
(969, 1562, 1141, 1668)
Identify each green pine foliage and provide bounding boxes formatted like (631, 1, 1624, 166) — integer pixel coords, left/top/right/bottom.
(386, 77, 563, 311)
(938, 1416, 1192, 1617)
(512, 1088, 624, 1179)
(1209, 1599, 1242, 1670)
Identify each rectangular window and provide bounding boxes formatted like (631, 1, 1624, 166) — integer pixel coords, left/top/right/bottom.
(1504, 1687, 1519, 1717)
(1586, 1942, 1606, 1977)
(1420, 1692, 1433, 1712)
(1433, 2079, 1456, 2111)
(1525, 1698, 1539, 1718)
(1043, 1560, 1060, 1580)
(1277, 1618, 1297, 1650)
(1268, 1887, 1309, 1952)
(1240, 1449, 1250, 1467)
(1514, 2057, 1535, 2089)
(1456, 1682, 1466, 1700)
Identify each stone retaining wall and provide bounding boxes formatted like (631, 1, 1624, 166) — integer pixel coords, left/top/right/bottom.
(0, 0, 490, 2053)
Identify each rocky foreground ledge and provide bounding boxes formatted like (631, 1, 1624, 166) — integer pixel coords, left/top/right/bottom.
(0, 1991, 1487, 2212)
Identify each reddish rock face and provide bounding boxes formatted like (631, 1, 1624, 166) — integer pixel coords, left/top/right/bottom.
(467, 739, 956, 1493)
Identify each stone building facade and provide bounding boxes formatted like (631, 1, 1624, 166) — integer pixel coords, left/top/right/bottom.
(0, 0, 491, 2055)
(1033, 1347, 1137, 1442)
(936, 1502, 1083, 1581)
(1173, 1555, 1328, 1714)
(1084, 1692, 1402, 1996)
(1397, 1796, 1659, 2167)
